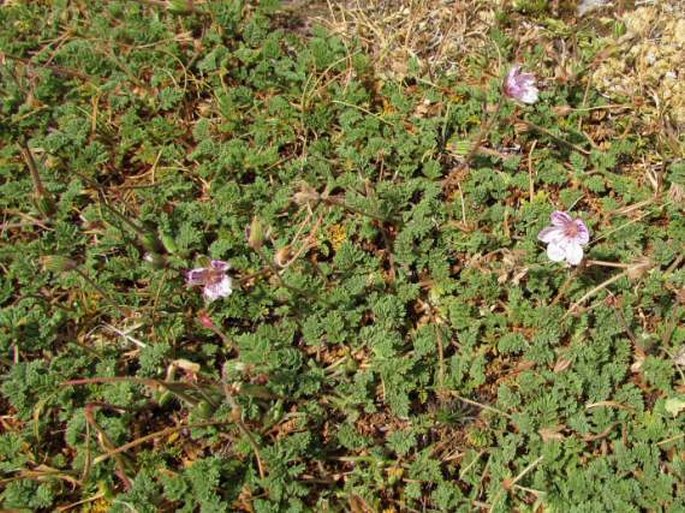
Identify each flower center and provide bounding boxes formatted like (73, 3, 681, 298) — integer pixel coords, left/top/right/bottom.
(564, 222, 579, 238)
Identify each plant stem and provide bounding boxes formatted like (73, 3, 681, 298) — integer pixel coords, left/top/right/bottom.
(19, 142, 55, 215)
(443, 96, 505, 188)
(514, 118, 590, 155)
(585, 259, 630, 269)
(324, 196, 395, 224)
(564, 270, 628, 318)
(73, 268, 125, 315)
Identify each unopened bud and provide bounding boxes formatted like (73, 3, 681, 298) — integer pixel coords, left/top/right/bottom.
(198, 311, 215, 329)
(513, 121, 530, 134)
(167, 0, 195, 15)
(448, 139, 471, 157)
(195, 400, 214, 419)
(160, 232, 178, 254)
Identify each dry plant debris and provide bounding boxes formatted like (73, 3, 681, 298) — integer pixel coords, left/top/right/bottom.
(316, 0, 498, 79)
(592, 3, 685, 129)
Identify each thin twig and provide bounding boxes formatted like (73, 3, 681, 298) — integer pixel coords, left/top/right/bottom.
(443, 97, 505, 188)
(528, 140, 537, 202)
(564, 270, 628, 318)
(92, 420, 230, 465)
(516, 118, 591, 155)
(73, 268, 126, 315)
(449, 391, 513, 419)
(223, 387, 266, 479)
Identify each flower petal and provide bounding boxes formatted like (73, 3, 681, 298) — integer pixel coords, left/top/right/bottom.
(210, 260, 231, 272)
(564, 243, 584, 265)
(519, 87, 539, 104)
(204, 276, 233, 302)
(186, 268, 209, 286)
(550, 211, 573, 227)
(519, 73, 536, 85)
(573, 220, 590, 245)
(538, 226, 564, 243)
(506, 65, 521, 83)
(546, 242, 567, 262)
(504, 66, 538, 104)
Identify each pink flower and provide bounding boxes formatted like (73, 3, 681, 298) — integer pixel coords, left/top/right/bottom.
(186, 260, 233, 302)
(504, 65, 539, 104)
(538, 211, 590, 265)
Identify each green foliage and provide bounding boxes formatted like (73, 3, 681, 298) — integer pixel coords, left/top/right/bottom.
(1, 0, 683, 511)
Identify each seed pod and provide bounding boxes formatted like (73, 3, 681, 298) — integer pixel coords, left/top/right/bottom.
(553, 105, 573, 117)
(274, 245, 294, 268)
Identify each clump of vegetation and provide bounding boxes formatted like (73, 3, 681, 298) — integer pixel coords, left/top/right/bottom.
(1, 1, 684, 511)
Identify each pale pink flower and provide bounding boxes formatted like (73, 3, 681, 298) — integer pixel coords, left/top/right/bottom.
(186, 260, 233, 302)
(504, 65, 539, 104)
(538, 211, 590, 265)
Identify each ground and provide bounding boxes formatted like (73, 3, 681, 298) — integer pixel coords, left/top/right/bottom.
(1, 0, 684, 512)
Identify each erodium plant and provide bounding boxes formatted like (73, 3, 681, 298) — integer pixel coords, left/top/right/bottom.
(186, 260, 233, 302)
(504, 65, 539, 104)
(1, 2, 684, 512)
(538, 211, 591, 265)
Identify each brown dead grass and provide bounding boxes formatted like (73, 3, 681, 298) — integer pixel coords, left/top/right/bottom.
(287, 0, 684, 150)
(591, 3, 685, 135)
(285, 0, 498, 80)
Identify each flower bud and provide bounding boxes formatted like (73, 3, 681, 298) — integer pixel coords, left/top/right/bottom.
(167, 0, 195, 15)
(195, 400, 214, 419)
(513, 121, 530, 134)
(448, 139, 471, 156)
(198, 311, 215, 329)
(160, 233, 178, 254)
